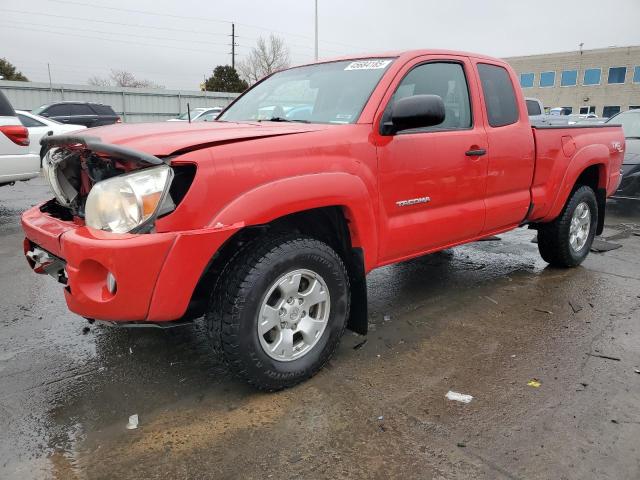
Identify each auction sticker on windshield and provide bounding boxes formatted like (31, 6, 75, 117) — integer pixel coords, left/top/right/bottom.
(344, 59, 392, 71)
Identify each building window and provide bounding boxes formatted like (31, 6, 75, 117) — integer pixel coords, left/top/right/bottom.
(560, 70, 577, 86)
(602, 106, 621, 118)
(539, 71, 555, 87)
(608, 67, 627, 84)
(520, 73, 535, 88)
(629, 106, 640, 110)
(579, 106, 596, 115)
(583, 68, 601, 85)
(634, 66, 640, 83)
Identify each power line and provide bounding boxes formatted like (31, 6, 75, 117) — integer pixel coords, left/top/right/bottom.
(3, 17, 239, 50)
(0, 23, 232, 57)
(43, 0, 368, 51)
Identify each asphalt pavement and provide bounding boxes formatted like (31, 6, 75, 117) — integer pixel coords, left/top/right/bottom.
(1, 176, 639, 480)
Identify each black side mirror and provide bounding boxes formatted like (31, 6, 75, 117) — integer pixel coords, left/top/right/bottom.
(41, 112, 50, 117)
(385, 94, 445, 134)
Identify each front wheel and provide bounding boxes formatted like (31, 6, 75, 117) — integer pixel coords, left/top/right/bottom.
(537, 185, 598, 267)
(207, 233, 350, 391)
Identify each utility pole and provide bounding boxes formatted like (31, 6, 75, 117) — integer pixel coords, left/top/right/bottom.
(47, 63, 53, 92)
(231, 23, 236, 69)
(314, 0, 318, 61)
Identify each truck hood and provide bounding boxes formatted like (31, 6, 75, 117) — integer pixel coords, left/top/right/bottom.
(77, 121, 330, 157)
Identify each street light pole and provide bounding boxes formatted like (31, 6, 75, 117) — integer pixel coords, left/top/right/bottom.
(314, 0, 318, 61)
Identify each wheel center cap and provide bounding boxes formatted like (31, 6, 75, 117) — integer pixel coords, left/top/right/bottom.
(289, 307, 300, 321)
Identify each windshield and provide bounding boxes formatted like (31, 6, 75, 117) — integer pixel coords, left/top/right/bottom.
(607, 110, 640, 138)
(220, 59, 394, 124)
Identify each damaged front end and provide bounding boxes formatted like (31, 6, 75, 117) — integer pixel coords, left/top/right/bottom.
(41, 135, 176, 233)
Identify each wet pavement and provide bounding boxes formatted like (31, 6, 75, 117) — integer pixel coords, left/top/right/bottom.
(1, 177, 639, 480)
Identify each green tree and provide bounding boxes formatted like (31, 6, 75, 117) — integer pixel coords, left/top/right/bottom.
(203, 65, 248, 93)
(0, 58, 28, 81)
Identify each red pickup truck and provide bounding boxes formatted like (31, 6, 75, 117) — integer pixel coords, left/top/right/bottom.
(22, 50, 624, 390)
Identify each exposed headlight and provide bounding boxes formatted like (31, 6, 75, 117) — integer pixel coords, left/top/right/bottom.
(85, 165, 174, 233)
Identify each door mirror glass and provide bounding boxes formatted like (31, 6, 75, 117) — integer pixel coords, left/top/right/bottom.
(389, 94, 445, 133)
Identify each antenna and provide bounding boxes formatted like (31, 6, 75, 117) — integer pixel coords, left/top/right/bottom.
(579, 42, 584, 55)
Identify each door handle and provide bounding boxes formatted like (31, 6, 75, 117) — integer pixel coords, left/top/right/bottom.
(465, 148, 486, 157)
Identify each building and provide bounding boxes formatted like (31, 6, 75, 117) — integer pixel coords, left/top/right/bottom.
(504, 45, 640, 118)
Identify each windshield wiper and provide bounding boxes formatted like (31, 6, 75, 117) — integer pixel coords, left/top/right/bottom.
(258, 117, 310, 124)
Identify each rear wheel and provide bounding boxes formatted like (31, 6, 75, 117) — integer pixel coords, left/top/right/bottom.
(207, 233, 350, 391)
(537, 185, 598, 267)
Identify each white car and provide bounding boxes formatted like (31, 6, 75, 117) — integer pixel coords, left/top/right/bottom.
(167, 107, 223, 122)
(0, 92, 39, 187)
(16, 110, 86, 157)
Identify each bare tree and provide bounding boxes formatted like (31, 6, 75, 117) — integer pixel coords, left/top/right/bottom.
(238, 34, 290, 85)
(87, 69, 164, 89)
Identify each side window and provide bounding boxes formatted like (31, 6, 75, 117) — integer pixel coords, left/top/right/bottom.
(45, 104, 70, 116)
(477, 63, 519, 127)
(70, 104, 94, 115)
(525, 99, 542, 116)
(387, 62, 472, 131)
(18, 114, 46, 127)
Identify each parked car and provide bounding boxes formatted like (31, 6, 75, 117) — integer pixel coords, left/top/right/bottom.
(193, 107, 224, 122)
(23, 50, 624, 391)
(606, 108, 640, 199)
(0, 91, 39, 187)
(16, 110, 86, 157)
(525, 98, 568, 126)
(550, 107, 573, 116)
(168, 107, 223, 122)
(32, 102, 120, 127)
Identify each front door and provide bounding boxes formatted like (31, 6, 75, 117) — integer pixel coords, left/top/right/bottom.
(375, 56, 489, 263)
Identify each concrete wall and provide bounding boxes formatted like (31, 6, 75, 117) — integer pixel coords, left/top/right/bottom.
(0, 80, 240, 123)
(504, 45, 640, 117)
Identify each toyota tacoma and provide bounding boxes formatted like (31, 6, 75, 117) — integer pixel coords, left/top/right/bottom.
(22, 51, 625, 390)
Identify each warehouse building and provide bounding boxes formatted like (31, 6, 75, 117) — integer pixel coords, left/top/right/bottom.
(504, 45, 640, 118)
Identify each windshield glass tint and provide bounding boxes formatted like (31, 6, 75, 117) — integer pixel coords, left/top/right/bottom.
(609, 111, 640, 138)
(220, 59, 394, 124)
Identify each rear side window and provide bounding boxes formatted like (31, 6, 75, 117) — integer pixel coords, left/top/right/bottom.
(526, 99, 542, 116)
(91, 104, 117, 115)
(18, 113, 46, 127)
(0, 91, 16, 116)
(46, 104, 71, 116)
(70, 104, 94, 115)
(477, 63, 519, 127)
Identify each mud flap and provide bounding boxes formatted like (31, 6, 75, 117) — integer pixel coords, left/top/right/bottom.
(346, 248, 368, 335)
(596, 188, 606, 235)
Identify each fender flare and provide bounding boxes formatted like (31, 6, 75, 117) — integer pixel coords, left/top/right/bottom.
(210, 172, 379, 270)
(546, 143, 609, 221)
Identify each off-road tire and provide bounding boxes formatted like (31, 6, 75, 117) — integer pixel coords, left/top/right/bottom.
(537, 185, 598, 267)
(206, 233, 350, 391)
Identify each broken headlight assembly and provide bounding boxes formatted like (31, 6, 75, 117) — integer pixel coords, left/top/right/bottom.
(84, 165, 175, 233)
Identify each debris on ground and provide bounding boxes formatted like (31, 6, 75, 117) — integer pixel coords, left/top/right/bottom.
(445, 391, 473, 403)
(456, 442, 467, 448)
(82, 326, 90, 335)
(590, 239, 623, 253)
(527, 379, 542, 388)
(383, 314, 391, 322)
(586, 353, 621, 361)
(377, 415, 384, 421)
(129, 347, 133, 354)
(634, 368, 640, 374)
(483, 296, 498, 305)
(126, 414, 139, 430)
(534, 308, 553, 315)
(353, 339, 367, 350)
(569, 301, 583, 313)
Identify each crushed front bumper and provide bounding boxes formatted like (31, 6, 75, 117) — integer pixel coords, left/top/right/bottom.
(22, 203, 241, 323)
